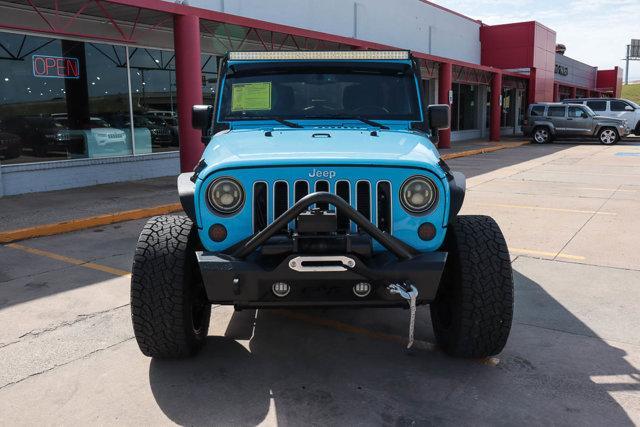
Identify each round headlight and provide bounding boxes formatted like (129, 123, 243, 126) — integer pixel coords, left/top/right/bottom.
(400, 176, 438, 214)
(207, 177, 244, 214)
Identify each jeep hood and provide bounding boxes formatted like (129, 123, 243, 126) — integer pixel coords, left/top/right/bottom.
(200, 128, 443, 177)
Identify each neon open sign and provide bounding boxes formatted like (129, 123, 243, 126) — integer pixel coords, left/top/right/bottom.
(32, 55, 80, 79)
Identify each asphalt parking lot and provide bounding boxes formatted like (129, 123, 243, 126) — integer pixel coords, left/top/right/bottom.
(1, 140, 639, 425)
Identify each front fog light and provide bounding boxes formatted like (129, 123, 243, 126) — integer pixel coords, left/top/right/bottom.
(418, 222, 436, 241)
(353, 282, 371, 298)
(272, 282, 291, 297)
(400, 176, 438, 214)
(208, 223, 227, 242)
(207, 177, 244, 214)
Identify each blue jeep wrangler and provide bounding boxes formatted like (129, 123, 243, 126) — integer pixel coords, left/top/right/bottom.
(131, 51, 513, 359)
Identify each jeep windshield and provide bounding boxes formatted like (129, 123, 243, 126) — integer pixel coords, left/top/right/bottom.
(218, 62, 421, 124)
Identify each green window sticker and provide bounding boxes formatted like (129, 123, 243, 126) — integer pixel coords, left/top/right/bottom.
(231, 82, 272, 111)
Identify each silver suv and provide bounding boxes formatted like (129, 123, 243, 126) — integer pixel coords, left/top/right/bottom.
(523, 103, 631, 145)
(562, 98, 640, 136)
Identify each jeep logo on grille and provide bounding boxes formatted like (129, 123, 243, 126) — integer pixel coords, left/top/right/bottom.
(308, 169, 336, 179)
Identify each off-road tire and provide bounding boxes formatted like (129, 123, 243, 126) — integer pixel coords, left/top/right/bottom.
(430, 215, 513, 358)
(131, 215, 211, 358)
(598, 127, 619, 145)
(532, 126, 551, 144)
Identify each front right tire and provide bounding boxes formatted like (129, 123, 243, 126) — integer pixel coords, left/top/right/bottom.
(598, 127, 619, 145)
(430, 215, 514, 358)
(131, 215, 211, 358)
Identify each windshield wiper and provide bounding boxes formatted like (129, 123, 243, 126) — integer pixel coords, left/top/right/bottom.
(319, 116, 389, 130)
(352, 117, 389, 130)
(274, 118, 303, 128)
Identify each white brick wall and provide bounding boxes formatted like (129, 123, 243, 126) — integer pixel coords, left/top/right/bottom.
(0, 152, 179, 196)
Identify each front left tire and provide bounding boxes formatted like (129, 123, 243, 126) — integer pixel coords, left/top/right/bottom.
(131, 215, 211, 358)
(532, 126, 551, 144)
(430, 215, 514, 358)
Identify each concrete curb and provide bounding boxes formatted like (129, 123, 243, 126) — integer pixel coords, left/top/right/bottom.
(441, 141, 529, 160)
(0, 140, 529, 244)
(0, 203, 182, 244)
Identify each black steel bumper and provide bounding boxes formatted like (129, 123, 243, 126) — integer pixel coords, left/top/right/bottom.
(196, 192, 447, 308)
(197, 251, 446, 308)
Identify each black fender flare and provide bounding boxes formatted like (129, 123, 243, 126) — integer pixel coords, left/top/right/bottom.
(447, 171, 466, 224)
(177, 172, 197, 223)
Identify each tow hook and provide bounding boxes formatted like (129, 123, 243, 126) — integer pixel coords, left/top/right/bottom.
(388, 283, 419, 349)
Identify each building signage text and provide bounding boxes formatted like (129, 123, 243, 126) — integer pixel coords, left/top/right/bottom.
(555, 64, 569, 76)
(32, 55, 80, 79)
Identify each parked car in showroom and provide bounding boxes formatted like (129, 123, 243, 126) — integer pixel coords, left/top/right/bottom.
(0, 120, 22, 160)
(52, 115, 127, 149)
(133, 115, 173, 147)
(104, 114, 173, 147)
(523, 103, 631, 144)
(562, 98, 640, 135)
(145, 114, 179, 146)
(2, 116, 84, 157)
(130, 50, 515, 361)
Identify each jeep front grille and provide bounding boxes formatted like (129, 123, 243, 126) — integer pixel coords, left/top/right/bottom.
(376, 182, 392, 234)
(253, 182, 268, 232)
(252, 180, 392, 234)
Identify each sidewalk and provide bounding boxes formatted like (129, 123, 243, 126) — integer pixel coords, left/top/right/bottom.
(438, 136, 529, 159)
(0, 176, 179, 236)
(0, 137, 529, 242)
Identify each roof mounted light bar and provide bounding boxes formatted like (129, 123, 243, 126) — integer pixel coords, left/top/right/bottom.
(228, 51, 411, 61)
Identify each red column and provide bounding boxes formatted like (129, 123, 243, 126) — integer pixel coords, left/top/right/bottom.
(570, 86, 577, 99)
(490, 72, 502, 142)
(174, 14, 204, 172)
(437, 62, 452, 149)
(553, 84, 559, 102)
(527, 68, 536, 104)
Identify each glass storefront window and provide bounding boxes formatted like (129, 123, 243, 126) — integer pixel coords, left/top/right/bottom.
(458, 84, 478, 130)
(501, 88, 515, 128)
(0, 31, 220, 164)
(128, 48, 177, 154)
(450, 83, 479, 131)
(0, 33, 133, 163)
(451, 84, 459, 131)
(127, 48, 218, 153)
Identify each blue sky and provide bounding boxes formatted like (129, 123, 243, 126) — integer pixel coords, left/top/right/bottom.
(436, 0, 640, 82)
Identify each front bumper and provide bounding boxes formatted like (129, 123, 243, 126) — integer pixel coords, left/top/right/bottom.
(195, 192, 447, 308)
(619, 125, 631, 137)
(197, 251, 446, 308)
(151, 133, 172, 144)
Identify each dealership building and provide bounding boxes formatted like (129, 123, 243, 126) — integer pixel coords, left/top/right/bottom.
(0, 0, 623, 196)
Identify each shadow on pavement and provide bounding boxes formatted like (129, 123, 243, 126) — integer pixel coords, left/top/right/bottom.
(444, 143, 574, 179)
(147, 270, 639, 425)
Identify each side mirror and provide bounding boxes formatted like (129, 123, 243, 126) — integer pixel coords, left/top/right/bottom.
(582, 112, 588, 118)
(426, 104, 450, 131)
(192, 105, 213, 131)
(625, 105, 634, 111)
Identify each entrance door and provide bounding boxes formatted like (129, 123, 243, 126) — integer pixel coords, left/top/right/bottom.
(515, 89, 526, 132)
